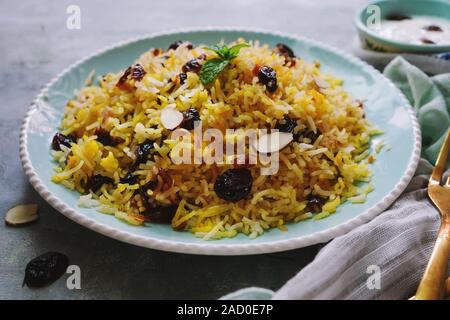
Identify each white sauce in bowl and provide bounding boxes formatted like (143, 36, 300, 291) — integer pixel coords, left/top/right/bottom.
(370, 15, 450, 45)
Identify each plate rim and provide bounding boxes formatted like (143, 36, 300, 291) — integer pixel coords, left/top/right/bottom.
(19, 27, 422, 255)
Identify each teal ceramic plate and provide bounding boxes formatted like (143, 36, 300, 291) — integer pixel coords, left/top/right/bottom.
(356, 0, 450, 53)
(20, 28, 421, 255)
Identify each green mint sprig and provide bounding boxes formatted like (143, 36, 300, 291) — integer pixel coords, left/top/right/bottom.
(199, 43, 249, 85)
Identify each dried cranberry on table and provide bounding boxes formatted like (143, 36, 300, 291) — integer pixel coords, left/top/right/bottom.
(180, 108, 201, 130)
(86, 175, 114, 192)
(214, 168, 253, 202)
(182, 58, 202, 74)
(258, 66, 278, 93)
(275, 115, 297, 133)
(51, 132, 76, 151)
(23, 252, 69, 288)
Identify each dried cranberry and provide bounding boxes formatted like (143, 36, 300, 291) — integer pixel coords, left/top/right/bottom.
(180, 108, 201, 130)
(120, 172, 138, 185)
(179, 73, 187, 85)
(142, 204, 178, 224)
(135, 139, 155, 165)
(86, 175, 114, 192)
(95, 128, 120, 146)
(51, 132, 76, 151)
(182, 58, 202, 74)
(23, 252, 69, 288)
(306, 194, 326, 213)
(275, 115, 297, 133)
(214, 168, 253, 202)
(258, 66, 278, 93)
(252, 64, 261, 76)
(168, 40, 193, 51)
(276, 43, 295, 58)
(152, 48, 161, 56)
(424, 25, 443, 32)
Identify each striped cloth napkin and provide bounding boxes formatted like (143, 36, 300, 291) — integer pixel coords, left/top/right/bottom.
(222, 57, 450, 300)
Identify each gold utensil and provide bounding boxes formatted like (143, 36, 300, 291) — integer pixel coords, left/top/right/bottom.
(415, 130, 450, 300)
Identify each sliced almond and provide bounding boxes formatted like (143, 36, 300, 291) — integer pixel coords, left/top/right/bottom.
(161, 106, 183, 130)
(255, 132, 293, 154)
(313, 76, 329, 89)
(5, 204, 39, 226)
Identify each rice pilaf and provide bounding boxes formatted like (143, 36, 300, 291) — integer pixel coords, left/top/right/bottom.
(51, 39, 381, 240)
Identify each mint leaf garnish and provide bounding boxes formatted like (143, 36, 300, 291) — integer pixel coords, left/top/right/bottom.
(199, 59, 229, 85)
(200, 42, 249, 85)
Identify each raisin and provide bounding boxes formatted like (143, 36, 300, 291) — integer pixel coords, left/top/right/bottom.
(116, 64, 146, 88)
(421, 38, 435, 44)
(424, 25, 443, 32)
(179, 73, 187, 85)
(142, 204, 178, 224)
(305, 129, 322, 142)
(386, 14, 411, 21)
(182, 58, 202, 74)
(214, 168, 253, 202)
(23, 252, 69, 288)
(276, 43, 295, 58)
(120, 172, 138, 185)
(86, 175, 114, 192)
(135, 139, 155, 165)
(306, 194, 326, 213)
(258, 66, 278, 93)
(95, 128, 120, 146)
(130, 64, 146, 81)
(51, 132, 76, 151)
(138, 180, 158, 206)
(168, 40, 193, 51)
(275, 115, 297, 133)
(180, 108, 201, 130)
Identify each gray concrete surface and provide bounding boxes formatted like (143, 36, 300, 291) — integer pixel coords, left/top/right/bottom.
(0, 0, 367, 299)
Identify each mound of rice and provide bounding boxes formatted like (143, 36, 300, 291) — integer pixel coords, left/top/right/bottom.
(51, 39, 381, 240)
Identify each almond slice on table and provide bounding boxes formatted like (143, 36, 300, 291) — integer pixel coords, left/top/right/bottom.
(5, 204, 39, 226)
(160, 106, 183, 130)
(255, 132, 293, 154)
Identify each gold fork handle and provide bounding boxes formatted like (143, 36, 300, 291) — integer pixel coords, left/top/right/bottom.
(415, 222, 450, 300)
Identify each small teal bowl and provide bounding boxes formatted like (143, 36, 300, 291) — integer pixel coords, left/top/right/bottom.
(355, 0, 450, 53)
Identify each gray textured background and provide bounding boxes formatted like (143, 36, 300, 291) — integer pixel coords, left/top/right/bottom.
(0, 0, 367, 299)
